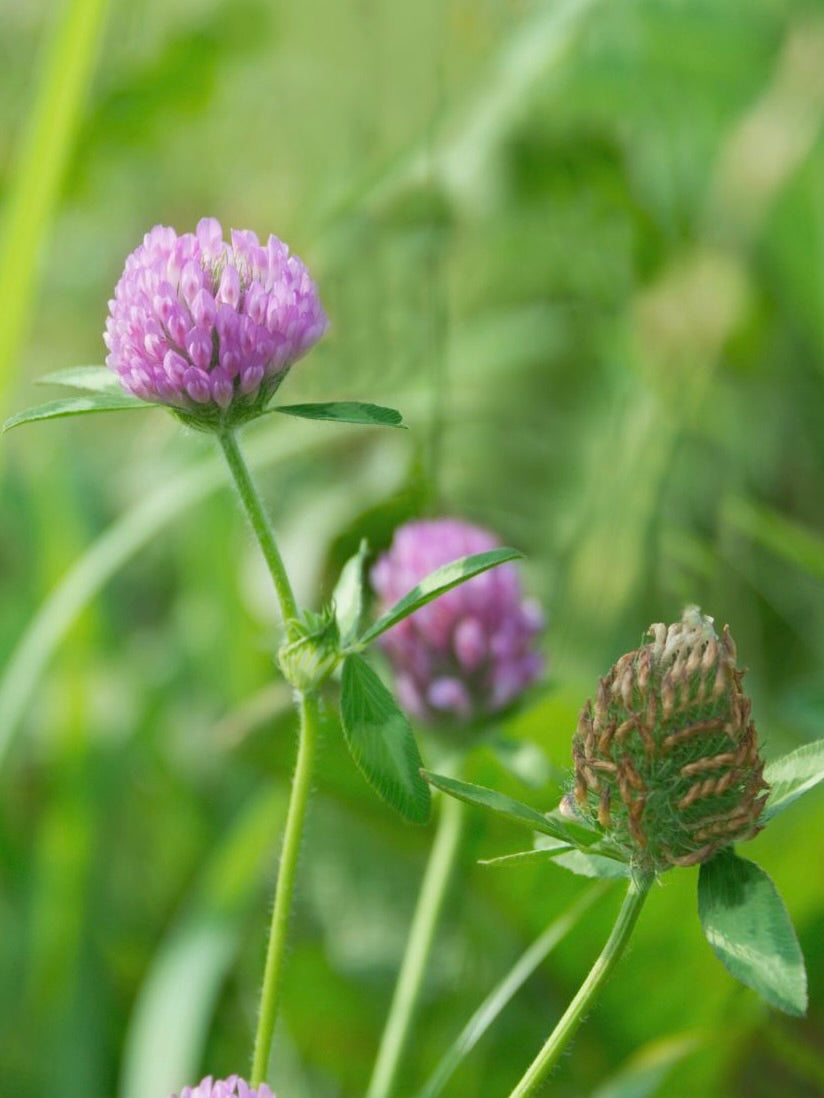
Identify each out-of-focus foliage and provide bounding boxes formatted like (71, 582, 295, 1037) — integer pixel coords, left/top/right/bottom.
(2, 0, 824, 1096)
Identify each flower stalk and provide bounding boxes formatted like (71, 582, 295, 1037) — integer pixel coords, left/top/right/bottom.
(218, 430, 298, 624)
(217, 426, 317, 1086)
(367, 519, 545, 1096)
(250, 688, 320, 1086)
(507, 873, 652, 1098)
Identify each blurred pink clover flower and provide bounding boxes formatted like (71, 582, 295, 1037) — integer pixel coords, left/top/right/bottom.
(371, 518, 544, 726)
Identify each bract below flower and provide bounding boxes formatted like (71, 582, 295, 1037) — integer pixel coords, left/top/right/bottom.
(171, 1076, 275, 1098)
(371, 518, 544, 726)
(104, 218, 327, 429)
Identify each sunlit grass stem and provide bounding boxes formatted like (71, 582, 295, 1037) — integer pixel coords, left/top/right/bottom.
(0, 0, 109, 411)
(217, 428, 317, 1086)
(367, 792, 466, 1098)
(507, 874, 652, 1098)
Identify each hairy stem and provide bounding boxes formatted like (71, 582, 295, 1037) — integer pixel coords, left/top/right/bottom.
(250, 689, 320, 1084)
(507, 873, 652, 1098)
(218, 429, 299, 624)
(218, 428, 315, 1086)
(416, 882, 609, 1098)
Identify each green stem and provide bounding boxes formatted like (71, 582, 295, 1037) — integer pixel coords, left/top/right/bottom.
(416, 882, 609, 1098)
(218, 430, 299, 624)
(367, 793, 466, 1098)
(250, 688, 320, 1085)
(217, 428, 315, 1086)
(507, 873, 652, 1098)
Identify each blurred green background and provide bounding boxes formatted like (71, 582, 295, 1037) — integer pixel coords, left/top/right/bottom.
(2, 0, 824, 1095)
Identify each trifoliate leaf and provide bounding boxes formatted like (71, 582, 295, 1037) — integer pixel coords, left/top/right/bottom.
(762, 738, 824, 822)
(332, 539, 370, 646)
(358, 548, 522, 648)
(271, 401, 406, 428)
(37, 365, 125, 394)
(340, 654, 430, 823)
(3, 393, 148, 432)
(698, 849, 807, 1016)
(422, 770, 588, 846)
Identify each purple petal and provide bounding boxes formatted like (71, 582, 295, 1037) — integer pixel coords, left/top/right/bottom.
(427, 677, 473, 719)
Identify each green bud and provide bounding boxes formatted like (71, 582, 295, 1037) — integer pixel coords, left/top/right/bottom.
(277, 608, 341, 693)
(572, 607, 769, 875)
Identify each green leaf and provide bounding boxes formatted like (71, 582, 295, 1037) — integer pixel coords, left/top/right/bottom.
(698, 849, 807, 1016)
(478, 832, 629, 877)
(38, 365, 124, 394)
(340, 654, 430, 823)
(534, 834, 631, 879)
(271, 401, 406, 428)
(478, 848, 575, 868)
(555, 849, 632, 879)
(483, 847, 580, 865)
(762, 739, 824, 823)
(358, 548, 522, 647)
(332, 539, 370, 646)
(3, 392, 147, 431)
(422, 770, 586, 846)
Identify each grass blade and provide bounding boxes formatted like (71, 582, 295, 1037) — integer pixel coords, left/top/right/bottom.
(0, 0, 110, 412)
(591, 1033, 701, 1098)
(724, 496, 824, 582)
(0, 421, 361, 770)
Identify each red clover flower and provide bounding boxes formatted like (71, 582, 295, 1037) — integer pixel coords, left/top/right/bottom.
(172, 1077, 275, 1098)
(371, 518, 544, 726)
(104, 219, 327, 428)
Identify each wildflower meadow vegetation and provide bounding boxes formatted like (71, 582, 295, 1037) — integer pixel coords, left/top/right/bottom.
(2, 2, 824, 1097)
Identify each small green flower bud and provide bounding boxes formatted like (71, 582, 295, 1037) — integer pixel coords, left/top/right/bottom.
(277, 608, 341, 693)
(572, 607, 769, 874)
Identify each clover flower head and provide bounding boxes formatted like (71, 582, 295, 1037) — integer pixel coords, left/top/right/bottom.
(171, 1076, 275, 1098)
(371, 518, 544, 726)
(572, 607, 769, 874)
(104, 218, 327, 428)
